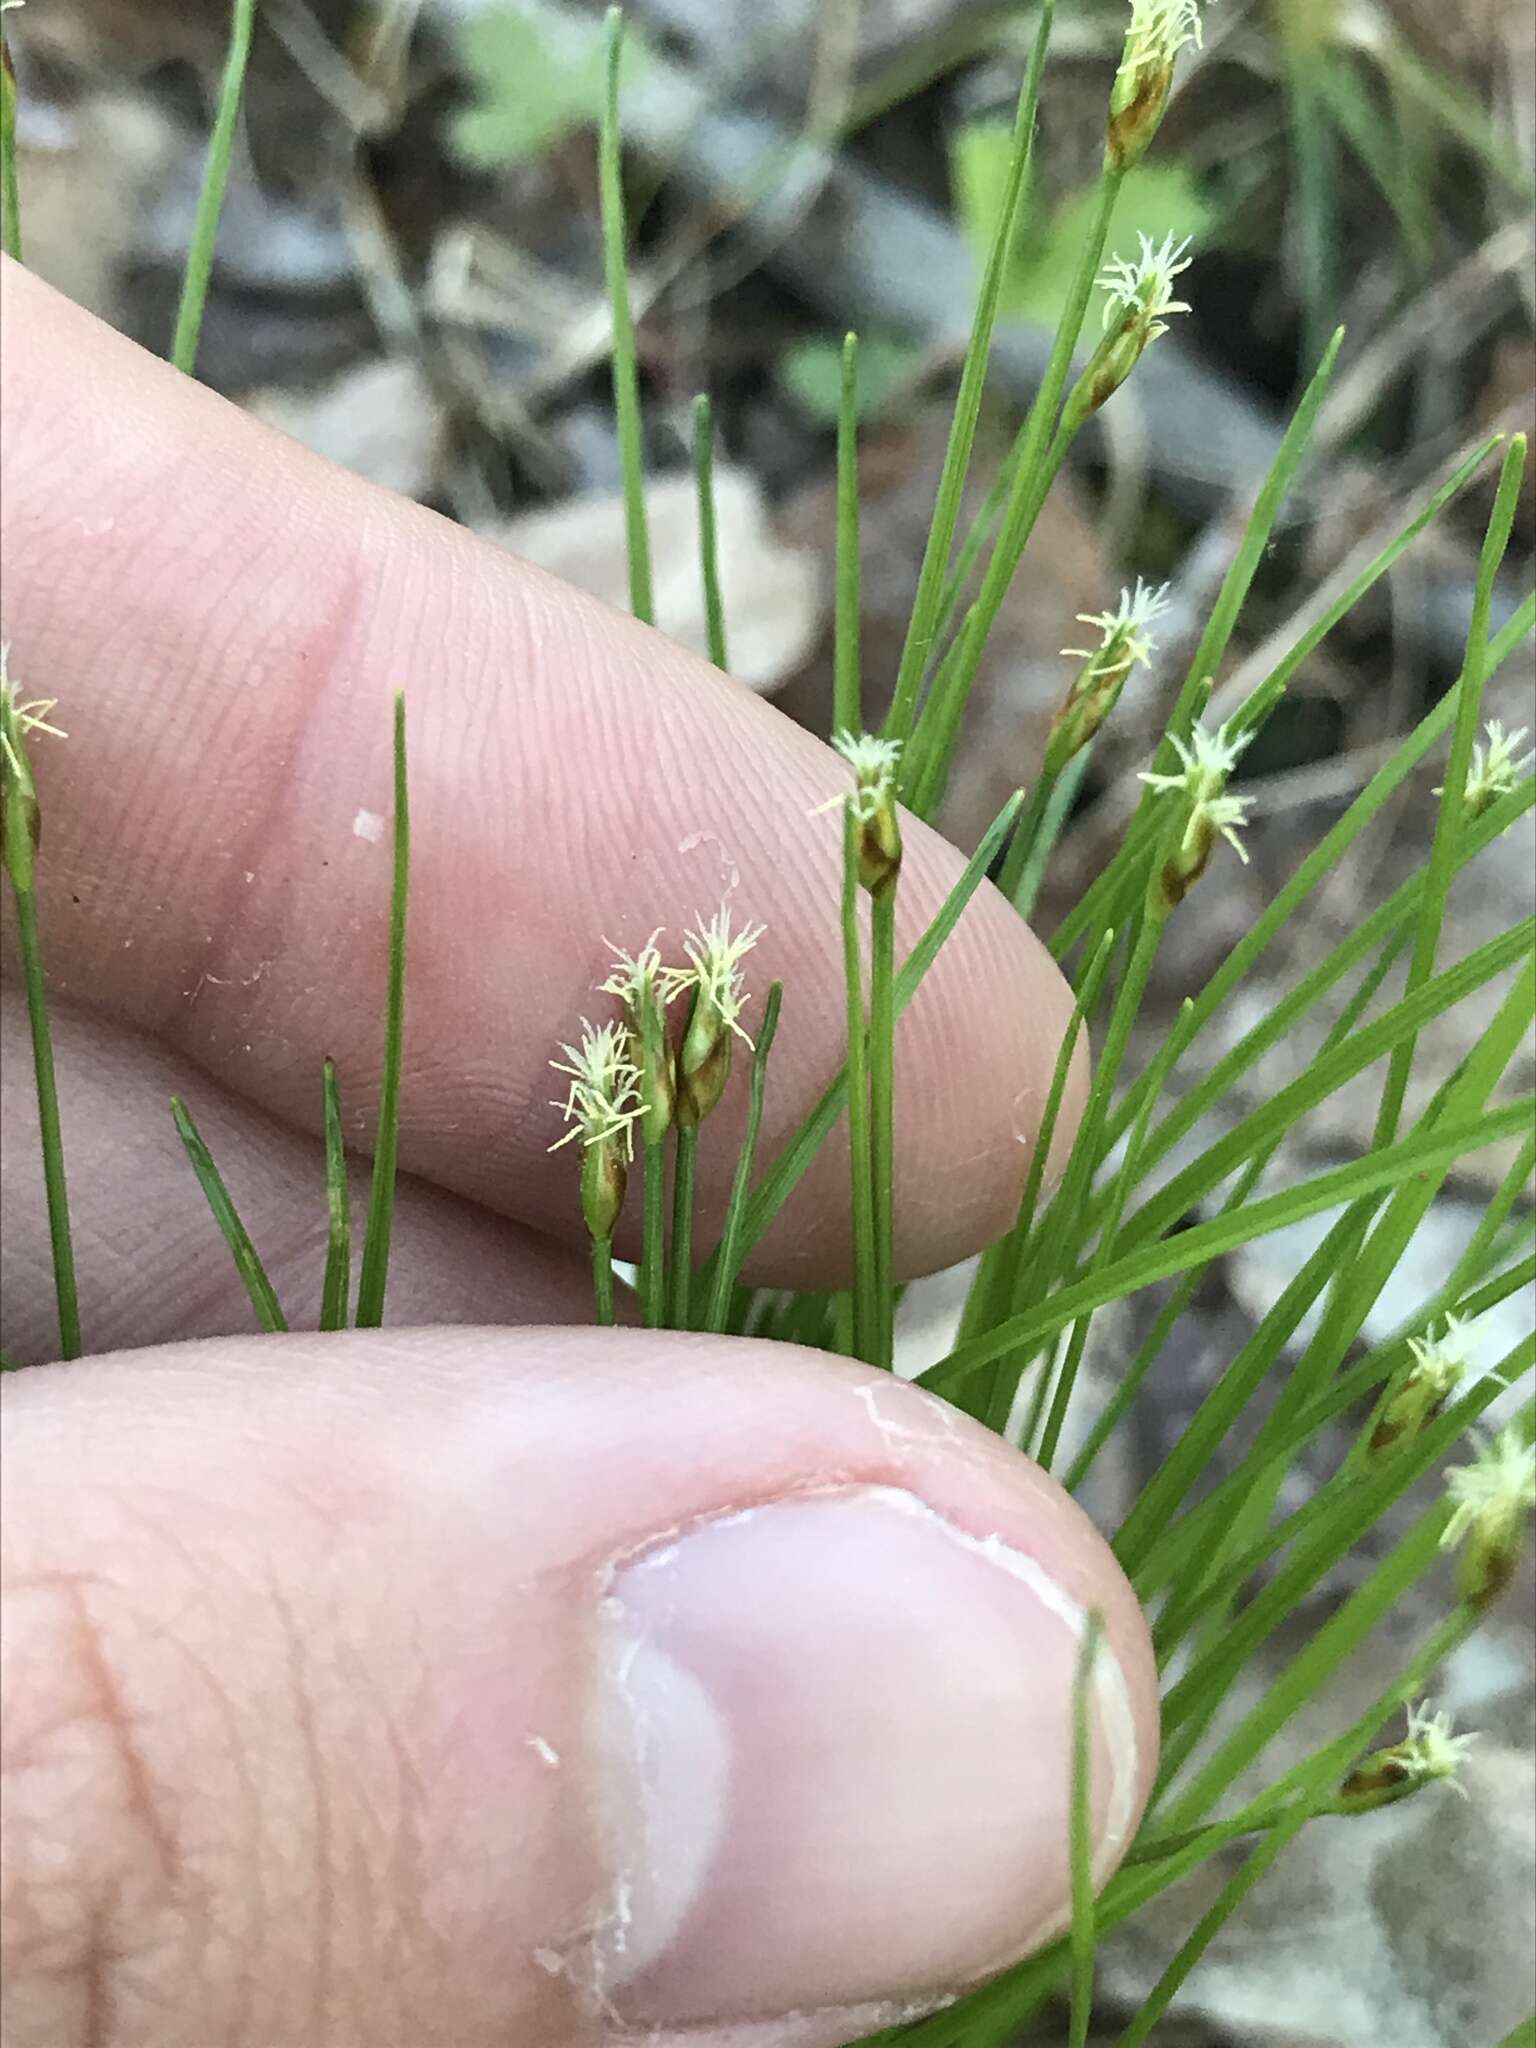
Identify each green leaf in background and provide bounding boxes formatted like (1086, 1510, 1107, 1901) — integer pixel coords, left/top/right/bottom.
(450, 7, 626, 169)
(778, 333, 922, 425)
(949, 138, 1217, 323)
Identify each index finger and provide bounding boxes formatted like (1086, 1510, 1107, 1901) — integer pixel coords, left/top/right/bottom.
(0, 261, 1084, 1284)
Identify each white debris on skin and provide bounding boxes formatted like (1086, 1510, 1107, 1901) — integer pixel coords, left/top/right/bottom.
(352, 807, 385, 843)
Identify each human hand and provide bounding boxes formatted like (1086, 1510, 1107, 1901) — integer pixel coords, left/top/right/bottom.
(0, 260, 1157, 2048)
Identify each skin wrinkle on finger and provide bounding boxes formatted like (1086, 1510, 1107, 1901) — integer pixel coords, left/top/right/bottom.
(0, 988, 601, 1362)
(0, 260, 1085, 1287)
(3, 1331, 1156, 2048)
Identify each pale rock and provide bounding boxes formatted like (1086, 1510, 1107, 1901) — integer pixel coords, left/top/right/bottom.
(243, 358, 451, 502)
(485, 468, 823, 693)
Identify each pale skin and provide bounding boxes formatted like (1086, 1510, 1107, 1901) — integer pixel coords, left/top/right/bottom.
(0, 261, 1159, 2048)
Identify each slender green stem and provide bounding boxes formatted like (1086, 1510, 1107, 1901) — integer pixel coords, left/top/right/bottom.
(1057, 575, 1530, 975)
(905, 1609, 1481, 2048)
(691, 394, 728, 669)
(1011, 752, 1091, 920)
(1162, 328, 1344, 756)
(903, 152, 1124, 806)
(884, 0, 1055, 742)
(908, 422, 1074, 815)
(1068, 923, 1412, 1494)
(355, 693, 410, 1329)
(1119, 959, 1533, 1585)
(2, 688, 79, 1361)
(993, 773, 1056, 909)
(1, 26, 22, 263)
(958, 932, 1110, 1426)
(1290, 951, 1536, 1427)
(1040, 1000, 1192, 1472)
(956, 936, 1118, 1433)
(319, 1057, 351, 1332)
(171, 0, 257, 375)
(593, 1236, 616, 1325)
(1117, 1804, 1312, 2048)
(1068, 1613, 1103, 2048)
(834, 333, 863, 737)
(869, 886, 898, 1370)
(1112, 917, 1533, 1254)
(705, 984, 784, 1333)
(931, 433, 1014, 652)
(1376, 433, 1526, 1145)
(1096, 771, 1532, 1190)
(600, 5, 653, 623)
(841, 818, 878, 1362)
(1133, 1274, 1532, 1606)
(1052, 334, 1348, 964)
(922, 1098, 1533, 1402)
(10, 884, 80, 1358)
(1024, 898, 1170, 1403)
(171, 1097, 287, 1333)
(1284, 48, 1340, 375)
(1154, 1338, 1532, 1660)
(1158, 1515, 1459, 1828)
(710, 791, 1022, 1287)
(670, 1124, 698, 1329)
(641, 1137, 666, 1328)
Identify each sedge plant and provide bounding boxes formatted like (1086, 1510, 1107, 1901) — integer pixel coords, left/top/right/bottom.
(2, 1, 1533, 2039)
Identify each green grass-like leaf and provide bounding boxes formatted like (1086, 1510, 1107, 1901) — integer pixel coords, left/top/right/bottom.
(171, 0, 256, 377)
(885, 0, 1054, 743)
(319, 1057, 351, 1333)
(1067, 1611, 1103, 2048)
(691, 394, 729, 671)
(1, 20, 22, 263)
(600, 5, 653, 625)
(171, 1096, 287, 1334)
(354, 692, 410, 1328)
(703, 983, 784, 1334)
(2, 688, 80, 1360)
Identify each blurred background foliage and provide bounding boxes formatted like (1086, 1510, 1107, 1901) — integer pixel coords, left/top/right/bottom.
(4, 4, 1532, 2039)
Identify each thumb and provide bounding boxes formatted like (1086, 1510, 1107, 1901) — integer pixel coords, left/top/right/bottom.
(1, 1329, 1157, 2048)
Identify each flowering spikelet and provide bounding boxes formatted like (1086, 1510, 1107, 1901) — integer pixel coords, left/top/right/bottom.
(1341, 1700, 1477, 1805)
(601, 931, 687, 1144)
(549, 1019, 641, 1240)
(0, 644, 66, 885)
(827, 730, 903, 896)
(1048, 578, 1171, 773)
(1440, 1425, 1536, 1609)
(1062, 233, 1193, 429)
(1436, 719, 1535, 821)
(1370, 1313, 1479, 1455)
(1108, 0, 1212, 168)
(1098, 233, 1195, 334)
(676, 906, 764, 1126)
(1119, 0, 1206, 80)
(1138, 716, 1253, 904)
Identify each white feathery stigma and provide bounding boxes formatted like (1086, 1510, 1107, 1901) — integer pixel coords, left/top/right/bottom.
(1138, 716, 1254, 863)
(681, 905, 764, 1046)
(825, 730, 903, 824)
(1098, 232, 1193, 336)
(548, 1019, 641, 1156)
(1063, 577, 1172, 675)
(1441, 1426, 1536, 1554)
(1436, 719, 1535, 818)
(1398, 1700, 1478, 1795)
(1119, 0, 1209, 82)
